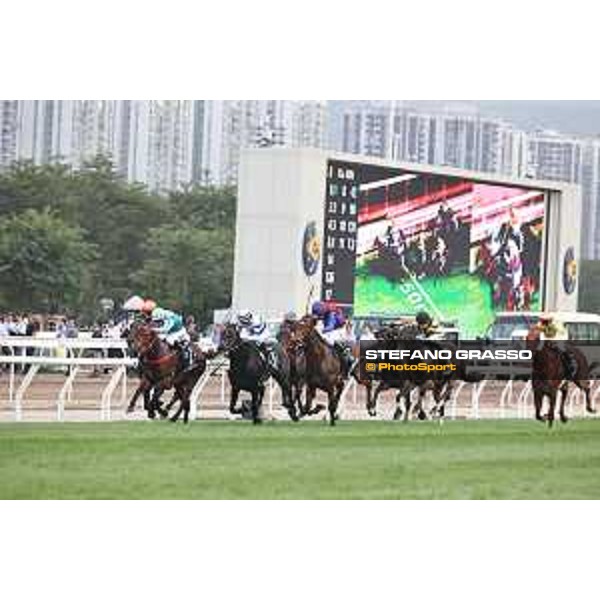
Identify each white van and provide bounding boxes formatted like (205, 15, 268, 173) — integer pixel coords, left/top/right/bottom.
(487, 311, 600, 341)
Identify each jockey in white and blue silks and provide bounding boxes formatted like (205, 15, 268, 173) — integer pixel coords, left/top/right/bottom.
(236, 310, 270, 343)
(236, 309, 278, 368)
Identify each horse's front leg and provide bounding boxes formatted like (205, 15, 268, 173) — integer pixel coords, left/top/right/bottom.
(304, 385, 323, 415)
(126, 379, 148, 414)
(251, 386, 264, 425)
(369, 381, 386, 417)
(582, 382, 596, 414)
(533, 387, 545, 422)
(328, 386, 341, 427)
(229, 385, 242, 414)
(168, 390, 183, 423)
(547, 389, 557, 428)
(151, 387, 168, 419)
(559, 382, 569, 423)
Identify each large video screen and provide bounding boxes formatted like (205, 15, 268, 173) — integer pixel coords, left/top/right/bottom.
(321, 161, 546, 337)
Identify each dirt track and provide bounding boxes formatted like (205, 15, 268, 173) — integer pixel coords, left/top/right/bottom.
(0, 367, 596, 422)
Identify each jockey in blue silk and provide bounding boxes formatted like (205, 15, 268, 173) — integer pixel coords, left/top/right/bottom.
(311, 300, 353, 375)
(311, 300, 346, 341)
(141, 299, 193, 369)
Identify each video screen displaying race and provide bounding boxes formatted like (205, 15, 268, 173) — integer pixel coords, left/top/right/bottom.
(322, 161, 546, 337)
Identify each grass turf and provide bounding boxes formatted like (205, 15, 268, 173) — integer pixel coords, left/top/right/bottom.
(0, 419, 599, 499)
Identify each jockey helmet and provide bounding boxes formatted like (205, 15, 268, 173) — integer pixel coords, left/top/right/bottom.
(311, 301, 326, 317)
(539, 314, 553, 325)
(141, 299, 157, 315)
(237, 309, 253, 327)
(416, 311, 432, 326)
(283, 311, 297, 322)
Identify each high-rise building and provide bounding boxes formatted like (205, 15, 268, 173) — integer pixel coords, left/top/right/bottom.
(0, 101, 18, 166)
(199, 100, 327, 185)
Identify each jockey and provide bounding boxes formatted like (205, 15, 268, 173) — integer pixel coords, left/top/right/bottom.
(236, 309, 278, 368)
(311, 300, 354, 374)
(140, 299, 193, 370)
(415, 311, 440, 339)
(531, 314, 578, 379)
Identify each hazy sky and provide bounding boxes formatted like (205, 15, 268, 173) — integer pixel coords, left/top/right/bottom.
(408, 101, 600, 136)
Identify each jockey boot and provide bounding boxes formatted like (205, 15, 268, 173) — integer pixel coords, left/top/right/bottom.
(260, 342, 278, 371)
(176, 341, 193, 371)
(334, 342, 353, 376)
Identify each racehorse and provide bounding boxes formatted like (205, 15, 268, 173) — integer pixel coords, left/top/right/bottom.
(126, 321, 207, 423)
(526, 329, 597, 427)
(279, 318, 371, 421)
(278, 319, 308, 419)
(365, 323, 455, 421)
(289, 315, 348, 426)
(219, 323, 297, 423)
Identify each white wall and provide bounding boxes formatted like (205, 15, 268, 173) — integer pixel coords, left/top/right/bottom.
(233, 147, 582, 321)
(233, 147, 328, 318)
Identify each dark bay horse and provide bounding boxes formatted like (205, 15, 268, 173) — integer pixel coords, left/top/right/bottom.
(281, 318, 372, 421)
(126, 321, 207, 423)
(365, 323, 455, 421)
(278, 320, 307, 419)
(290, 315, 348, 426)
(219, 324, 297, 423)
(526, 329, 597, 427)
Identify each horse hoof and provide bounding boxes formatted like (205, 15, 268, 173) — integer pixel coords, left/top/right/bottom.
(560, 415, 569, 423)
(393, 410, 402, 421)
(126, 406, 134, 414)
(253, 419, 263, 425)
(418, 411, 427, 421)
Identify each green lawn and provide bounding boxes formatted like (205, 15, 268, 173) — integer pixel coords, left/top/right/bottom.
(0, 419, 599, 499)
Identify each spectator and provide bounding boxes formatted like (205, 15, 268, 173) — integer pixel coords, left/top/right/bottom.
(56, 318, 68, 339)
(185, 315, 199, 342)
(65, 318, 78, 338)
(0, 315, 9, 337)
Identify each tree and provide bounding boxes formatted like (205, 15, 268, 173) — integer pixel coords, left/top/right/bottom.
(0, 160, 73, 217)
(0, 208, 97, 314)
(132, 225, 234, 325)
(168, 185, 236, 230)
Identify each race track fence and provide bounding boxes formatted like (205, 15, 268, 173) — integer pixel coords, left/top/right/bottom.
(1, 336, 599, 422)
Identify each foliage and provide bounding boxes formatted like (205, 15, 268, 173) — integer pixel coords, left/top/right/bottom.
(0, 208, 97, 313)
(132, 225, 234, 324)
(0, 156, 236, 324)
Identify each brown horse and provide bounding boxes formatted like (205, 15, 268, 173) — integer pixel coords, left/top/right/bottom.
(526, 329, 597, 427)
(366, 323, 455, 421)
(290, 315, 348, 426)
(278, 320, 307, 419)
(126, 321, 207, 423)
